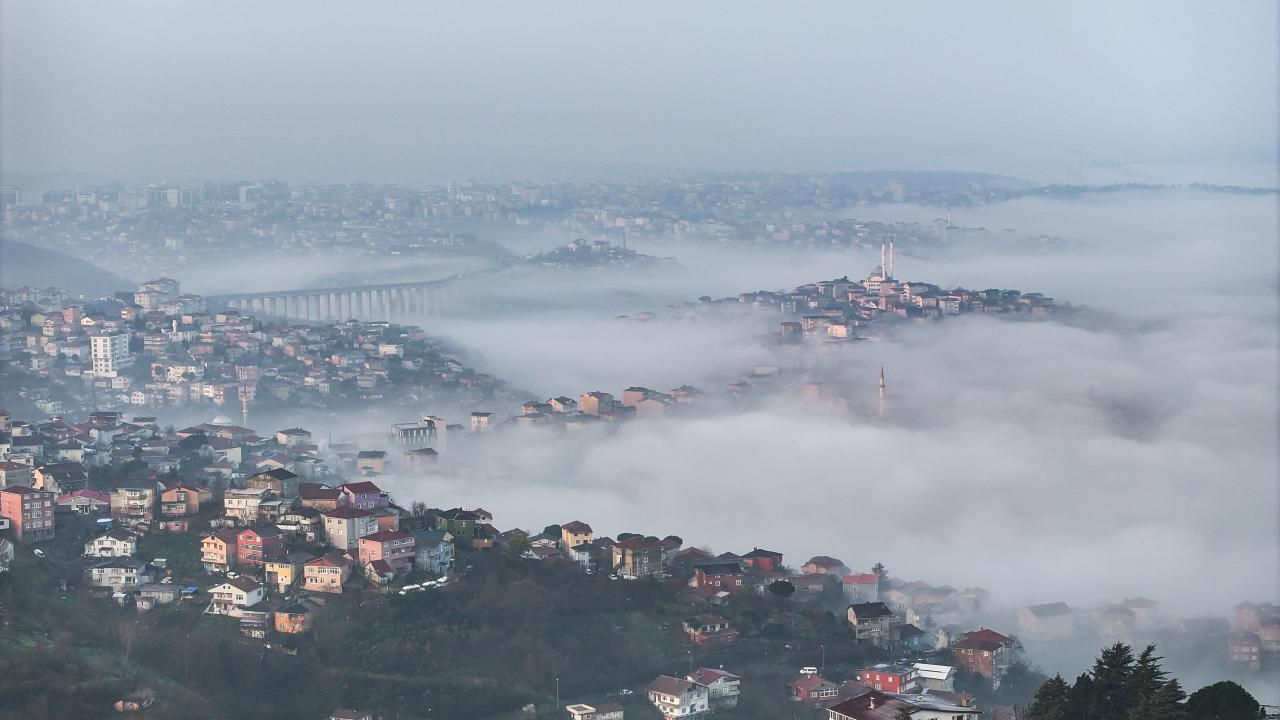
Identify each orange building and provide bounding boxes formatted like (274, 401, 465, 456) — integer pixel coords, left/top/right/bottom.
(0, 486, 55, 542)
(274, 604, 313, 634)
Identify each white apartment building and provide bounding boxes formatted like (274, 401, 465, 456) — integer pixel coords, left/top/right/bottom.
(90, 332, 132, 377)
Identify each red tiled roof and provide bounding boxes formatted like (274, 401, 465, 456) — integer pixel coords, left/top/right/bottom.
(827, 692, 914, 720)
(299, 483, 340, 500)
(59, 489, 110, 503)
(961, 628, 1013, 646)
(844, 573, 880, 585)
(953, 638, 1003, 652)
(646, 675, 696, 696)
(790, 675, 834, 693)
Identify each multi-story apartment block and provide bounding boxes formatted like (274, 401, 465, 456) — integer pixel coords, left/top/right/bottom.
(200, 531, 238, 573)
(0, 485, 55, 541)
(90, 332, 131, 377)
(110, 478, 160, 526)
(357, 530, 415, 574)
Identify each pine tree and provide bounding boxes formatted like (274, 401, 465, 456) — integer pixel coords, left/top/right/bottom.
(1089, 643, 1136, 720)
(1131, 679, 1189, 720)
(872, 561, 889, 595)
(1026, 674, 1071, 720)
(1066, 673, 1095, 720)
(1125, 644, 1168, 711)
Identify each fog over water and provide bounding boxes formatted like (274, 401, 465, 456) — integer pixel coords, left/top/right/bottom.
(347, 193, 1280, 620)
(306, 190, 1269, 699)
(150, 191, 1276, 621)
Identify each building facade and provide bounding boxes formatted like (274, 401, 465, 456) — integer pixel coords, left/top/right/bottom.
(357, 530, 415, 573)
(323, 508, 378, 551)
(200, 531, 238, 572)
(236, 526, 286, 567)
(90, 332, 131, 377)
(0, 486, 55, 541)
(611, 536, 663, 579)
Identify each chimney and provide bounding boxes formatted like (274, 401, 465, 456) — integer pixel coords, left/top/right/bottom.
(869, 697, 876, 709)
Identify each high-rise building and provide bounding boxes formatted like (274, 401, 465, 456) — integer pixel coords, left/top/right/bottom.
(0, 486, 56, 542)
(134, 278, 180, 308)
(90, 333, 132, 377)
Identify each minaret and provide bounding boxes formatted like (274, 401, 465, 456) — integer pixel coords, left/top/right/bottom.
(878, 366, 886, 418)
(241, 392, 250, 428)
(886, 241, 895, 280)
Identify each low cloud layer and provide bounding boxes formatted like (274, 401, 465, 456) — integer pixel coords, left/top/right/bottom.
(393, 313, 1276, 613)
(370, 193, 1276, 619)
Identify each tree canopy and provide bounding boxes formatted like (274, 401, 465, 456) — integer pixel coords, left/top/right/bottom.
(1025, 643, 1255, 720)
(1186, 681, 1263, 720)
(767, 579, 795, 597)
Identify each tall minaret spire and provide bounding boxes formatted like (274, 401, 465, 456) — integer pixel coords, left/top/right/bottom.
(880, 242, 887, 277)
(878, 366, 886, 417)
(887, 241, 895, 280)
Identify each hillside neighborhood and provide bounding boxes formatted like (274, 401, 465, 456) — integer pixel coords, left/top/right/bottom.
(0, 398, 1274, 718)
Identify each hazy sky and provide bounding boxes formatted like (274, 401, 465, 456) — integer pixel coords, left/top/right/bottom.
(3, 1, 1276, 185)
